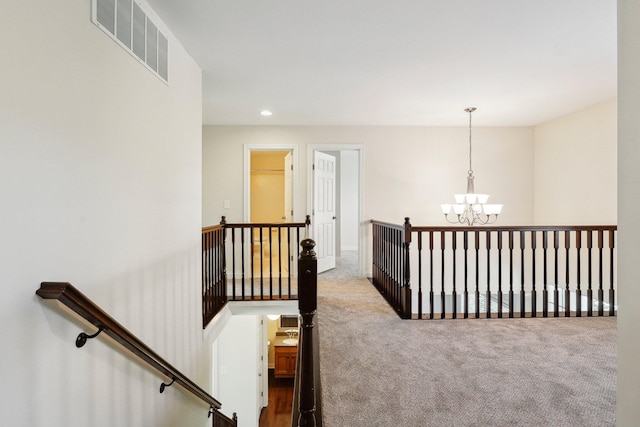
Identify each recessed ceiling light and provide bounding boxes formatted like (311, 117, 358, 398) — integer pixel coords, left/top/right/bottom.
(260, 110, 273, 116)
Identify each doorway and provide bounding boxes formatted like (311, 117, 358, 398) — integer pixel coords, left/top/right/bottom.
(250, 150, 291, 223)
(244, 144, 298, 222)
(244, 145, 298, 277)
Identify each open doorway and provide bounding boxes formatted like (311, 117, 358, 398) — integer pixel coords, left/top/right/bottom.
(244, 144, 298, 223)
(250, 150, 291, 223)
(308, 145, 363, 276)
(244, 145, 298, 278)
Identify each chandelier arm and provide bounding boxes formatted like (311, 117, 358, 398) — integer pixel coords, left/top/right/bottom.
(443, 213, 464, 224)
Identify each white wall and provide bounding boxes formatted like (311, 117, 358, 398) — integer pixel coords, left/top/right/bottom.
(0, 2, 212, 426)
(204, 126, 533, 225)
(617, 1, 640, 424)
(203, 126, 534, 274)
(213, 315, 261, 427)
(534, 99, 617, 225)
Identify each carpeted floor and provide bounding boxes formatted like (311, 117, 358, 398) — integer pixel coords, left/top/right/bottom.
(317, 251, 616, 427)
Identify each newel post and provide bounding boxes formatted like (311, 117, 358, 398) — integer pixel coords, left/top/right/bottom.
(297, 237, 317, 427)
(401, 217, 413, 319)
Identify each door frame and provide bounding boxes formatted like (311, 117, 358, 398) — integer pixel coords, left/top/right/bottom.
(243, 144, 299, 223)
(307, 144, 365, 275)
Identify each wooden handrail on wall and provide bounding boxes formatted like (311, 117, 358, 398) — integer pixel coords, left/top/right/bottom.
(36, 282, 236, 424)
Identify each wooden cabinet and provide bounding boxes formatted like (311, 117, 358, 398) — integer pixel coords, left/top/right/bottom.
(274, 345, 297, 378)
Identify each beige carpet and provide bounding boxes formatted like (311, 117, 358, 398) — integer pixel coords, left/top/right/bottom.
(317, 251, 616, 427)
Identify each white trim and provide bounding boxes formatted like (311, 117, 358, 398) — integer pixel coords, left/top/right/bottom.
(203, 302, 232, 342)
(307, 144, 365, 276)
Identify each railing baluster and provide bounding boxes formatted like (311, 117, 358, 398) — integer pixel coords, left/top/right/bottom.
(475, 230, 480, 318)
(231, 228, 236, 300)
(441, 231, 446, 319)
(392, 227, 396, 305)
(429, 231, 434, 320)
(382, 225, 386, 297)
(486, 231, 492, 318)
(241, 227, 246, 300)
(587, 230, 593, 316)
(394, 228, 399, 311)
(531, 231, 537, 317)
(463, 231, 469, 319)
(215, 227, 221, 313)
(250, 226, 256, 299)
(543, 230, 548, 318)
(565, 230, 571, 317)
(609, 230, 615, 316)
(509, 230, 515, 317)
(268, 226, 273, 299)
(397, 227, 402, 312)
(576, 230, 582, 316)
(387, 226, 392, 304)
(278, 227, 282, 298)
(520, 230, 526, 317)
(553, 230, 559, 317)
(418, 232, 423, 319)
(452, 231, 457, 319)
(287, 228, 292, 298)
(598, 229, 604, 316)
(497, 230, 503, 319)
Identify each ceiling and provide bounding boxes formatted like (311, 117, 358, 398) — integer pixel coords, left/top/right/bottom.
(146, 0, 616, 127)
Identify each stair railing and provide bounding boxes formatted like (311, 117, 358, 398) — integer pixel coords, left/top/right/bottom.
(36, 282, 237, 426)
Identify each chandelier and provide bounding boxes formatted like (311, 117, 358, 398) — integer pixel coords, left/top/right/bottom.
(440, 107, 503, 225)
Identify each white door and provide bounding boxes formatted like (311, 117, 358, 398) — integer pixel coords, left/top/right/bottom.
(313, 151, 336, 273)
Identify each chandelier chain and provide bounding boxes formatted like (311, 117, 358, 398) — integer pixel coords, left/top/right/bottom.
(465, 107, 476, 177)
(468, 109, 472, 176)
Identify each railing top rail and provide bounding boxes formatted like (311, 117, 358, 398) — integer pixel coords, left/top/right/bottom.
(223, 221, 308, 229)
(202, 224, 224, 233)
(36, 282, 223, 410)
(409, 225, 617, 232)
(370, 219, 404, 230)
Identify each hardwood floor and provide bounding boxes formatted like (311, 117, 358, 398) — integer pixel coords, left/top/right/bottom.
(259, 370, 294, 427)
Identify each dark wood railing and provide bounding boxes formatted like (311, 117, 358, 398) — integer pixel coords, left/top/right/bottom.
(36, 282, 237, 426)
(371, 219, 617, 320)
(201, 221, 323, 426)
(202, 216, 310, 327)
(223, 216, 310, 301)
(202, 223, 226, 327)
(371, 219, 412, 319)
(291, 238, 323, 427)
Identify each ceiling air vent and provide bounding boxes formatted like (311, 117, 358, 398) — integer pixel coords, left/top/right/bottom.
(92, 0, 169, 83)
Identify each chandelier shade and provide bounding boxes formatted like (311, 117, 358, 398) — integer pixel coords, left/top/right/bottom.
(440, 107, 503, 225)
